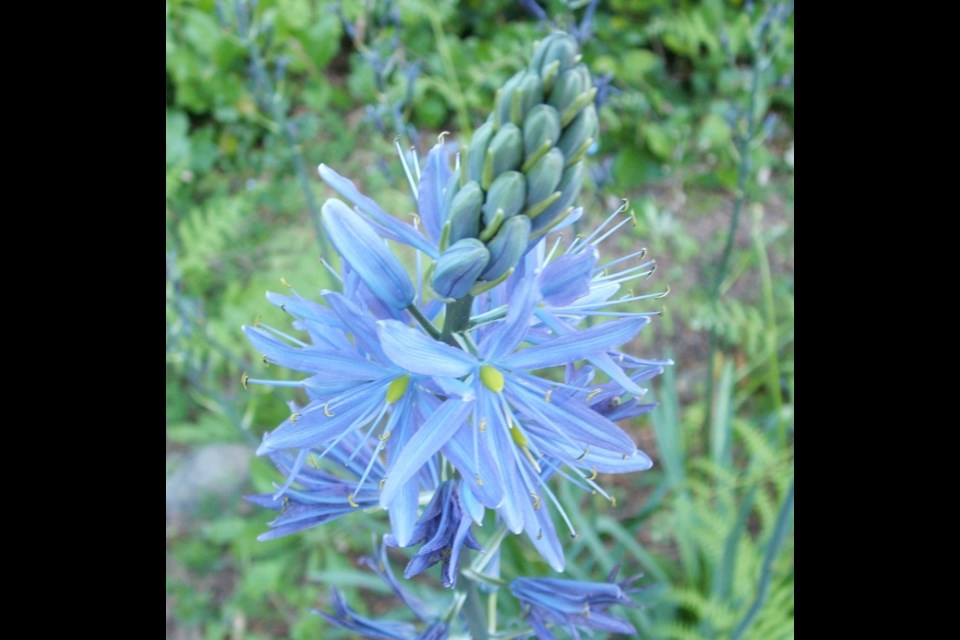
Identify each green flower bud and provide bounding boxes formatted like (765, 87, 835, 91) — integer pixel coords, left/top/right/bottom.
(522, 104, 562, 160)
(482, 171, 526, 227)
(530, 32, 580, 77)
(547, 64, 590, 114)
(484, 123, 523, 187)
(532, 161, 584, 235)
(494, 70, 526, 129)
(431, 238, 490, 300)
(465, 121, 495, 184)
(480, 215, 531, 282)
(525, 148, 564, 207)
(447, 180, 484, 243)
(558, 104, 598, 166)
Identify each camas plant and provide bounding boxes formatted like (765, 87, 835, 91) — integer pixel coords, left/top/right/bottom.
(244, 31, 668, 639)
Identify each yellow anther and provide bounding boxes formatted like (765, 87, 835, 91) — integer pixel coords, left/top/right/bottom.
(657, 285, 671, 299)
(479, 418, 487, 432)
(587, 388, 602, 401)
(438, 131, 451, 143)
(386, 375, 410, 404)
(610, 397, 621, 407)
(254, 314, 262, 327)
(378, 478, 387, 491)
(480, 365, 504, 393)
(544, 389, 553, 403)
(280, 277, 292, 288)
(530, 493, 541, 510)
(509, 424, 529, 448)
(475, 475, 484, 486)
(610, 496, 618, 507)
(281, 496, 291, 512)
(290, 413, 301, 423)
(323, 402, 335, 417)
(588, 468, 598, 481)
(308, 454, 321, 469)
(241, 372, 249, 390)
(348, 493, 359, 508)
(575, 446, 590, 461)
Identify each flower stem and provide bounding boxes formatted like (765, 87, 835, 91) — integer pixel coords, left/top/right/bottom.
(442, 295, 474, 346)
(407, 304, 442, 340)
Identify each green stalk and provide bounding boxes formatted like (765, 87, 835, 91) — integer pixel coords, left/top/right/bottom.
(441, 295, 475, 346)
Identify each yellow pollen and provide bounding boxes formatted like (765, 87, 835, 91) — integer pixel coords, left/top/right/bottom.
(290, 413, 301, 423)
(281, 496, 291, 512)
(480, 365, 504, 393)
(348, 493, 359, 508)
(544, 389, 553, 403)
(610, 496, 617, 507)
(588, 468, 598, 481)
(479, 418, 487, 432)
(280, 277, 292, 288)
(587, 388, 602, 402)
(530, 493, 541, 510)
(308, 454, 321, 469)
(476, 475, 484, 486)
(254, 314, 262, 327)
(386, 375, 410, 404)
(378, 478, 387, 491)
(378, 431, 392, 442)
(241, 372, 249, 390)
(324, 402, 335, 417)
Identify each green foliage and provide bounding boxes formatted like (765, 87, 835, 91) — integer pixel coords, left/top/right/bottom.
(167, 0, 793, 637)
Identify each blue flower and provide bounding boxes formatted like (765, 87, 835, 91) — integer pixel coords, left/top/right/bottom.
(317, 540, 451, 639)
(245, 142, 665, 572)
(387, 480, 482, 588)
(510, 570, 640, 639)
(375, 274, 655, 571)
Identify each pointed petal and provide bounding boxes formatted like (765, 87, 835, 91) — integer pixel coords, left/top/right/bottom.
(319, 163, 438, 258)
(377, 320, 476, 377)
(322, 198, 415, 310)
(500, 317, 650, 371)
(417, 142, 451, 242)
(380, 399, 473, 506)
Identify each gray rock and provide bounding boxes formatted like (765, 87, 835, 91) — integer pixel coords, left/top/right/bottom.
(166, 443, 252, 521)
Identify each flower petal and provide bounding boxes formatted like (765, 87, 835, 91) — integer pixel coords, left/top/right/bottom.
(380, 399, 473, 507)
(500, 317, 649, 371)
(319, 163, 438, 258)
(377, 320, 477, 377)
(322, 198, 415, 310)
(417, 141, 451, 242)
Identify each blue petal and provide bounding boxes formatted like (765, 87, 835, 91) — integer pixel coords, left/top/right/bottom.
(500, 317, 650, 371)
(244, 326, 388, 379)
(481, 275, 540, 361)
(257, 382, 388, 454)
(322, 199, 415, 310)
(540, 248, 597, 306)
(506, 381, 638, 455)
(380, 399, 473, 506)
(319, 164, 439, 258)
(377, 320, 477, 377)
(417, 142, 451, 242)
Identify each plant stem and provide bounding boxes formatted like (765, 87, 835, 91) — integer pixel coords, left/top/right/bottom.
(441, 295, 474, 346)
(463, 580, 490, 640)
(703, 12, 768, 440)
(407, 304, 442, 339)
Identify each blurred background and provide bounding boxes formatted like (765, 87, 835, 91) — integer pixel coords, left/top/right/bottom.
(165, 0, 794, 638)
